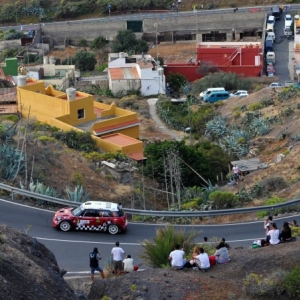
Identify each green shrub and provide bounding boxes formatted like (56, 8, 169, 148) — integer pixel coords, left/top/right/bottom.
(192, 71, 253, 95)
(291, 226, 300, 236)
(256, 196, 286, 218)
(282, 266, 300, 298)
(70, 172, 83, 186)
(139, 225, 200, 268)
(265, 196, 285, 205)
(209, 191, 238, 209)
(37, 136, 56, 143)
(181, 200, 199, 210)
(53, 130, 97, 152)
(244, 269, 287, 297)
(248, 102, 264, 111)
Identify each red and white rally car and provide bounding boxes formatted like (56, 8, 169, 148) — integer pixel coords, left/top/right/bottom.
(52, 201, 128, 235)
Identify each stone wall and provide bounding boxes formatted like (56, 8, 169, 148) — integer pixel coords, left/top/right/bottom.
(40, 12, 265, 45)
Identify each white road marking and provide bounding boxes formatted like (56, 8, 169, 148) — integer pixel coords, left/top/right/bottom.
(2, 197, 300, 228)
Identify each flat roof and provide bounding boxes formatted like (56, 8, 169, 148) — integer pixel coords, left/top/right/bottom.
(101, 133, 140, 146)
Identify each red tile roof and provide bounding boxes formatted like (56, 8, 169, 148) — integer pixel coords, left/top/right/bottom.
(93, 119, 140, 135)
(109, 67, 140, 80)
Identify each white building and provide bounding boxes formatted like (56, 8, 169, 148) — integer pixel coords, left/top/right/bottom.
(108, 52, 165, 96)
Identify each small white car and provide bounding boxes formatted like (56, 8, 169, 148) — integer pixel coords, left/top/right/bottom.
(269, 82, 283, 87)
(230, 90, 249, 98)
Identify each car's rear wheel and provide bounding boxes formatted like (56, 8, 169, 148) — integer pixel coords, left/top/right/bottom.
(108, 224, 119, 235)
(59, 221, 72, 232)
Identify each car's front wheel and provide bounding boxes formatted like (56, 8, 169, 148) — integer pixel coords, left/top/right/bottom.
(59, 221, 72, 232)
(108, 224, 119, 235)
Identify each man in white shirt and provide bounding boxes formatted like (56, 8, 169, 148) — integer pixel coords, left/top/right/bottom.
(169, 244, 186, 269)
(111, 241, 125, 275)
(123, 254, 138, 272)
(194, 247, 210, 271)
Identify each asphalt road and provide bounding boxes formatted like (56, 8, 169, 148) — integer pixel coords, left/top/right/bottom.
(1, 198, 299, 277)
(272, 10, 292, 82)
(2, 5, 300, 31)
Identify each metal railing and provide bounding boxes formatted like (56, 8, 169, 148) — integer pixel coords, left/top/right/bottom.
(1, 182, 300, 217)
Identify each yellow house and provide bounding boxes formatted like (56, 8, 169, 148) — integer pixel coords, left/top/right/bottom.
(17, 77, 144, 160)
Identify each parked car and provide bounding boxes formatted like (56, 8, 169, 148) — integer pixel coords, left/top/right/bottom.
(230, 90, 249, 98)
(199, 87, 225, 99)
(285, 14, 292, 27)
(203, 91, 230, 103)
(267, 16, 275, 26)
(27, 29, 35, 38)
(269, 82, 283, 87)
(285, 80, 294, 87)
(266, 32, 275, 41)
(52, 201, 128, 234)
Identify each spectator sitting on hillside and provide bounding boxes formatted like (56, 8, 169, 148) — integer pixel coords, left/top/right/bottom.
(123, 255, 138, 273)
(266, 223, 280, 245)
(264, 216, 273, 236)
(218, 238, 230, 249)
(169, 244, 188, 269)
(279, 222, 292, 242)
(214, 242, 230, 264)
(189, 246, 200, 267)
(194, 247, 210, 271)
(290, 220, 298, 227)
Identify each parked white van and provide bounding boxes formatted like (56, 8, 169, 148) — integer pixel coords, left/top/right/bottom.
(199, 87, 225, 99)
(267, 16, 275, 26)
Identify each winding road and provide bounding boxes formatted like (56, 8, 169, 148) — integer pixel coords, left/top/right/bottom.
(1, 198, 299, 277)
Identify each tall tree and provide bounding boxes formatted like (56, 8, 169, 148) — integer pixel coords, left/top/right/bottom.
(74, 50, 97, 71)
(111, 30, 148, 54)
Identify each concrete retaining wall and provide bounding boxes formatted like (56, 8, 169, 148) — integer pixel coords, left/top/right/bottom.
(40, 12, 265, 45)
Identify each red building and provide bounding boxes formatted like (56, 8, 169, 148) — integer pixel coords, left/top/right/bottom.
(164, 42, 263, 82)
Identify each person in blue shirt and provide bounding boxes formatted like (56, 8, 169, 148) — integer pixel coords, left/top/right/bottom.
(89, 247, 105, 281)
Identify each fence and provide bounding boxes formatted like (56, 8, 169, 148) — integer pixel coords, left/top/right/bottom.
(1, 182, 300, 217)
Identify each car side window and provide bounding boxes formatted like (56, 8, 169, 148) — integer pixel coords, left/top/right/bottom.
(100, 210, 112, 217)
(83, 209, 98, 217)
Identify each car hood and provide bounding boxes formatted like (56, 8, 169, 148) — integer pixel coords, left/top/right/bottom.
(54, 207, 73, 217)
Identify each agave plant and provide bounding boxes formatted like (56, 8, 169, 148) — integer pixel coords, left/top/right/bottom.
(249, 118, 271, 136)
(205, 115, 228, 139)
(0, 143, 25, 180)
(66, 185, 91, 202)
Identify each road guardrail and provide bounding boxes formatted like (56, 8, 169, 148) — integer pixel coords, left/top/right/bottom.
(1, 182, 300, 217)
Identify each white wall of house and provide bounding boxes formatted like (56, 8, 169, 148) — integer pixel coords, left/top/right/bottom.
(108, 53, 166, 96)
(110, 79, 141, 96)
(138, 66, 166, 96)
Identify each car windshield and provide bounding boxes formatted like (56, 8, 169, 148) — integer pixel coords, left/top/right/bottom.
(72, 205, 84, 216)
(286, 16, 292, 21)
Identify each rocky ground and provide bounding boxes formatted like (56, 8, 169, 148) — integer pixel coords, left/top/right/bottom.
(0, 224, 83, 300)
(2, 223, 300, 300)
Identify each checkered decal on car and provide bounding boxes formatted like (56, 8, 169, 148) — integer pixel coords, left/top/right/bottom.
(76, 224, 107, 231)
(75, 221, 111, 231)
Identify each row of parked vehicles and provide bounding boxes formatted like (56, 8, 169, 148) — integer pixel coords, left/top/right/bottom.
(199, 88, 248, 103)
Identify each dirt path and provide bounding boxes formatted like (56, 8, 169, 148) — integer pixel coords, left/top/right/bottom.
(147, 98, 182, 141)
